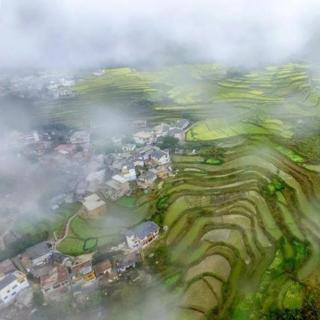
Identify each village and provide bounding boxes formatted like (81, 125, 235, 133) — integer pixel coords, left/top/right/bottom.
(0, 117, 190, 315)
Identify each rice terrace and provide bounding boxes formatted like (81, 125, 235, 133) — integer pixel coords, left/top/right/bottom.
(5, 2, 320, 320)
(44, 63, 320, 319)
(3, 62, 320, 319)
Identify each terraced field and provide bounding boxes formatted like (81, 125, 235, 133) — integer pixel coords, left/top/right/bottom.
(57, 195, 154, 256)
(39, 63, 320, 128)
(153, 137, 320, 319)
(44, 63, 320, 319)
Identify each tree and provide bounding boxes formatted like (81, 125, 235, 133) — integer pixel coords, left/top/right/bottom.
(157, 136, 179, 150)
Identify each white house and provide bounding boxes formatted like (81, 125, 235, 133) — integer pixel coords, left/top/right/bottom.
(133, 130, 154, 145)
(112, 166, 137, 183)
(137, 171, 157, 189)
(168, 127, 185, 141)
(121, 166, 137, 182)
(82, 193, 106, 217)
(0, 271, 29, 305)
(175, 119, 190, 130)
(70, 130, 90, 145)
(122, 144, 136, 152)
(23, 241, 54, 268)
(125, 221, 160, 250)
(105, 180, 130, 200)
(112, 174, 128, 184)
(150, 149, 170, 165)
(154, 123, 170, 137)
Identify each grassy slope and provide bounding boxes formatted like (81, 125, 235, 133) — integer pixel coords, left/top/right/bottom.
(29, 63, 320, 319)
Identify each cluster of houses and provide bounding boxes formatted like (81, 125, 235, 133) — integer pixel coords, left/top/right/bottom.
(0, 220, 160, 309)
(6, 118, 190, 210)
(103, 118, 190, 200)
(104, 145, 171, 200)
(132, 119, 189, 145)
(0, 72, 76, 100)
(0, 118, 191, 311)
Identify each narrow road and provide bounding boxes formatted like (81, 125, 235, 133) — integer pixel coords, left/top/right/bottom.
(55, 209, 81, 248)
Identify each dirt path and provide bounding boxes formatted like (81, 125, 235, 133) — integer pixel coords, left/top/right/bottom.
(55, 210, 81, 248)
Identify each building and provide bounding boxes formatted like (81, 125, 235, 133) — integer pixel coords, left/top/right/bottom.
(0, 271, 29, 305)
(133, 129, 154, 145)
(175, 119, 190, 130)
(22, 241, 53, 269)
(17, 131, 40, 146)
(0, 259, 16, 278)
(112, 174, 128, 184)
(133, 155, 145, 168)
(82, 194, 106, 217)
(137, 171, 157, 189)
(135, 145, 156, 161)
(122, 144, 136, 152)
(150, 149, 170, 165)
(132, 119, 147, 129)
(150, 165, 172, 179)
(120, 165, 137, 182)
(154, 123, 170, 137)
(125, 221, 160, 250)
(70, 130, 90, 145)
(40, 264, 70, 296)
(71, 254, 96, 286)
(94, 259, 117, 282)
(55, 144, 77, 156)
(105, 180, 130, 200)
(115, 252, 140, 274)
(168, 127, 185, 141)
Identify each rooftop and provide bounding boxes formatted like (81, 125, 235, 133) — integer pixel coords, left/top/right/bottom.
(40, 265, 69, 288)
(0, 259, 16, 276)
(139, 171, 157, 182)
(94, 260, 112, 275)
(112, 175, 128, 184)
(0, 271, 26, 290)
(126, 221, 159, 240)
(106, 179, 127, 191)
(151, 149, 169, 160)
(25, 241, 53, 260)
(82, 194, 105, 211)
(0, 273, 16, 290)
(175, 119, 190, 129)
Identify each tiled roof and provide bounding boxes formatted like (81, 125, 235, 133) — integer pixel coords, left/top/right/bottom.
(0, 273, 16, 290)
(25, 241, 53, 260)
(0, 259, 16, 275)
(126, 221, 159, 240)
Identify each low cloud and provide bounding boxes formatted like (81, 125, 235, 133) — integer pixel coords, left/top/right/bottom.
(1, 0, 320, 70)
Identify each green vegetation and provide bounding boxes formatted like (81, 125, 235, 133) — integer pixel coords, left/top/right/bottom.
(205, 158, 224, 165)
(83, 237, 98, 252)
(57, 202, 151, 256)
(157, 136, 180, 150)
(116, 196, 137, 208)
(186, 120, 267, 141)
(266, 177, 286, 194)
(148, 135, 320, 319)
(24, 63, 320, 319)
(0, 203, 81, 260)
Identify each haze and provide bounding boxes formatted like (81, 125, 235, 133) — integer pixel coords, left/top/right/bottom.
(1, 0, 320, 69)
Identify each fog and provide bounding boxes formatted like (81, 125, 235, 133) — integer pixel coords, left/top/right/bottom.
(1, 0, 320, 70)
(1, 1, 320, 319)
